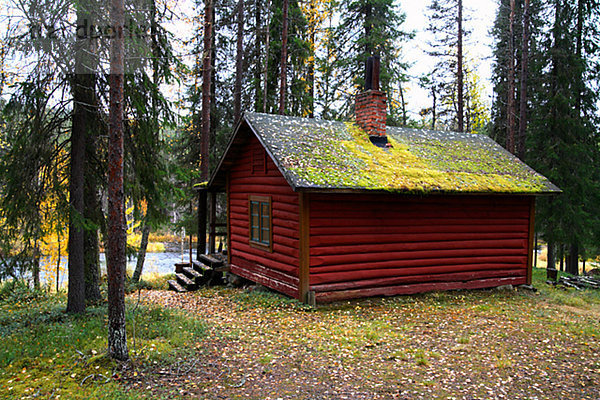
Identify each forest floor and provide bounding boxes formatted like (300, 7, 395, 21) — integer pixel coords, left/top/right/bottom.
(134, 268, 600, 399)
(1, 268, 599, 399)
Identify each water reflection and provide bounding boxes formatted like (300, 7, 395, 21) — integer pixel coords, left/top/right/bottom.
(40, 251, 195, 288)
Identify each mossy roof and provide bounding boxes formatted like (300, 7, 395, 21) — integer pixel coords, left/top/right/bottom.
(210, 112, 560, 195)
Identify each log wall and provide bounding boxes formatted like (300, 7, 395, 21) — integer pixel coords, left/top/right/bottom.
(309, 194, 532, 302)
(228, 134, 300, 298)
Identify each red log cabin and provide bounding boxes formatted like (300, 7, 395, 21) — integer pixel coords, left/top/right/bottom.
(206, 65, 559, 304)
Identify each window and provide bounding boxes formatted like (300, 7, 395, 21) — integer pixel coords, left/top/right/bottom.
(249, 195, 272, 251)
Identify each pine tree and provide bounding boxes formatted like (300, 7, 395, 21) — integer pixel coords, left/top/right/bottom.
(528, 0, 600, 276)
(425, 0, 468, 131)
(107, 0, 128, 361)
(337, 0, 410, 116)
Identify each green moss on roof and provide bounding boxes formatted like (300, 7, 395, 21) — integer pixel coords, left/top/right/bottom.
(243, 112, 560, 194)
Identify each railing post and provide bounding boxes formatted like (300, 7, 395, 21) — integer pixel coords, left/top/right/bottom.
(197, 188, 207, 258)
(209, 191, 217, 254)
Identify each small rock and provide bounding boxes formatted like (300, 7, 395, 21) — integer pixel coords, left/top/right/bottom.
(225, 272, 246, 287)
(585, 268, 600, 276)
(517, 284, 537, 292)
(494, 284, 514, 291)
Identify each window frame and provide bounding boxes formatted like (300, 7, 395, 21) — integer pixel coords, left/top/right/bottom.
(248, 195, 272, 252)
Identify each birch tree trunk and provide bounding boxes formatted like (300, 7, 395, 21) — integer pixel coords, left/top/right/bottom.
(457, 0, 464, 132)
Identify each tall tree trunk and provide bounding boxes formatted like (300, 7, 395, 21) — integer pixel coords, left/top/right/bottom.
(567, 243, 579, 275)
(234, 0, 244, 122)
(210, 5, 217, 138)
(32, 241, 40, 290)
(278, 0, 289, 115)
(399, 82, 407, 125)
(517, 0, 530, 158)
(547, 241, 555, 270)
(432, 87, 437, 130)
(254, 0, 262, 111)
(365, 1, 372, 55)
(201, 0, 213, 181)
(83, 76, 102, 303)
(506, 0, 516, 153)
(56, 230, 61, 292)
(534, 233, 538, 268)
(107, 0, 128, 361)
(575, 0, 583, 114)
(84, 174, 102, 303)
(262, 4, 271, 113)
(132, 222, 150, 283)
(457, 0, 464, 132)
(559, 245, 564, 271)
(67, 69, 87, 314)
(308, 0, 316, 118)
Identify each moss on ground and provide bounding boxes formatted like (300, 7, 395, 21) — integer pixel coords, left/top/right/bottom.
(0, 286, 206, 399)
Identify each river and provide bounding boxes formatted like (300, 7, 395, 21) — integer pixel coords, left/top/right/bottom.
(40, 250, 196, 288)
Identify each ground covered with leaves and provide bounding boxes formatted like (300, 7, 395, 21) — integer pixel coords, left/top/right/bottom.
(135, 269, 600, 399)
(1, 269, 599, 399)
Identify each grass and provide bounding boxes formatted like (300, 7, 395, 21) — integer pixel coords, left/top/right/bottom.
(0, 281, 207, 400)
(1, 267, 599, 399)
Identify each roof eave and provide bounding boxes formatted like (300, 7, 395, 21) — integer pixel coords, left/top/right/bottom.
(295, 186, 562, 196)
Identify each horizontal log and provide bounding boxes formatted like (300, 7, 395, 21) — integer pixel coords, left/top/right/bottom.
(231, 258, 298, 285)
(310, 248, 528, 267)
(310, 268, 526, 292)
(229, 198, 299, 214)
(230, 205, 299, 219)
(228, 175, 289, 186)
(310, 193, 528, 207)
(230, 264, 299, 299)
(232, 247, 299, 270)
(229, 213, 249, 226)
(230, 233, 298, 258)
(309, 217, 528, 228)
(230, 226, 298, 248)
(229, 184, 295, 195)
(310, 239, 528, 256)
(310, 226, 528, 238)
(272, 208, 300, 221)
(273, 225, 300, 239)
(309, 209, 530, 220)
(309, 256, 527, 273)
(230, 192, 298, 205)
(310, 201, 529, 215)
(315, 276, 527, 303)
(271, 234, 298, 249)
(310, 263, 527, 285)
(230, 214, 299, 234)
(229, 168, 283, 179)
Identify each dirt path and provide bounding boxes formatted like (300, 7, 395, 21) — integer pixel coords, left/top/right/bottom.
(134, 287, 600, 399)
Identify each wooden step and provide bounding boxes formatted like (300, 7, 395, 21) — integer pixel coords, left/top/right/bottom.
(182, 266, 204, 285)
(168, 280, 187, 293)
(198, 254, 223, 268)
(174, 262, 189, 274)
(192, 260, 211, 273)
(176, 273, 196, 290)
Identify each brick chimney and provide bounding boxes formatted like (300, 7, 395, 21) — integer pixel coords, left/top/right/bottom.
(355, 56, 387, 138)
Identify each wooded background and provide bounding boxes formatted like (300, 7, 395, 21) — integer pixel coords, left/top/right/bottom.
(0, 0, 598, 317)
